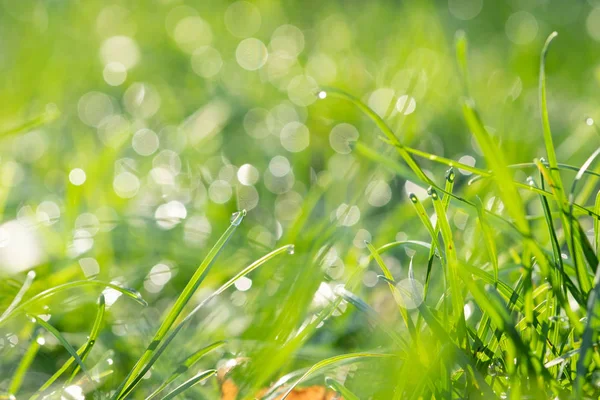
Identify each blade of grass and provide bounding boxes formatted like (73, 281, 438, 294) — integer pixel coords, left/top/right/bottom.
(30, 295, 106, 399)
(115, 243, 291, 399)
(365, 241, 416, 336)
(160, 369, 216, 400)
(1, 271, 36, 321)
(325, 377, 360, 400)
(279, 352, 392, 400)
(8, 329, 43, 396)
(114, 210, 245, 399)
(428, 186, 463, 320)
(29, 315, 89, 380)
(0, 280, 146, 325)
(145, 341, 226, 400)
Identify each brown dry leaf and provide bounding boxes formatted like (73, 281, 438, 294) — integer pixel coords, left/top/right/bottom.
(220, 380, 341, 400)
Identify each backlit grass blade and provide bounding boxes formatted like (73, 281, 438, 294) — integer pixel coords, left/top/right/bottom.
(145, 341, 225, 400)
(325, 377, 360, 400)
(159, 369, 216, 400)
(568, 147, 600, 273)
(536, 159, 592, 294)
(321, 87, 432, 185)
(279, 352, 392, 400)
(365, 241, 415, 335)
(67, 294, 106, 382)
(116, 243, 291, 399)
(114, 210, 245, 399)
(31, 295, 106, 399)
(475, 197, 498, 282)
(0, 280, 146, 326)
(407, 193, 441, 252)
(539, 32, 561, 184)
(428, 186, 463, 319)
(456, 32, 530, 236)
(8, 329, 43, 396)
(1, 270, 36, 321)
(29, 315, 89, 380)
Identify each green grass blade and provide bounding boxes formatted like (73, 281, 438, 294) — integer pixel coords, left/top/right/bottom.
(159, 369, 216, 400)
(8, 329, 43, 396)
(428, 187, 463, 319)
(539, 32, 560, 176)
(365, 241, 416, 335)
(279, 352, 392, 400)
(0, 280, 146, 326)
(1, 270, 36, 321)
(116, 243, 291, 399)
(145, 341, 226, 400)
(325, 377, 360, 400)
(31, 295, 105, 399)
(114, 210, 245, 399)
(67, 294, 106, 382)
(29, 315, 90, 380)
(407, 193, 441, 251)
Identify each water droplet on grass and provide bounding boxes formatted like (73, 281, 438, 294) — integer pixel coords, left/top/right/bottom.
(287, 245, 295, 255)
(446, 168, 455, 183)
(317, 90, 327, 99)
(230, 210, 247, 226)
(586, 117, 594, 126)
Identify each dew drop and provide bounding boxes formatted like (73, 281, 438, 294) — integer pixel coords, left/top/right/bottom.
(317, 91, 327, 99)
(586, 117, 594, 126)
(408, 193, 418, 203)
(446, 168, 455, 183)
(287, 244, 295, 255)
(427, 187, 438, 199)
(230, 209, 247, 226)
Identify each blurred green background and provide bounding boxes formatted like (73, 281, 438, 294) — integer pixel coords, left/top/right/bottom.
(2, 0, 600, 397)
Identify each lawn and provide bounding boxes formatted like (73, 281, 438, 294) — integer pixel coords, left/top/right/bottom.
(1, 0, 600, 398)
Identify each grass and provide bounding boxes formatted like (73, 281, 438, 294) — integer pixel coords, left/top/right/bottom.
(2, 3, 600, 399)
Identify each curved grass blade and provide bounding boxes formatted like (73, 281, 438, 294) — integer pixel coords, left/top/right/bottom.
(279, 353, 392, 400)
(31, 295, 106, 399)
(1, 270, 36, 321)
(0, 280, 146, 325)
(116, 243, 291, 399)
(145, 341, 225, 400)
(325, 377, 360, 400)
(321, 87, 431, 185)
(159, 369, 216, 400)
(29, 315, 89, 380)
(365, 241, 416, 336)
(8, 329, 43, 396)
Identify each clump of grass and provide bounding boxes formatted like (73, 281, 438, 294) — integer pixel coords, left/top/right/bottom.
(2, 30, 600, 400)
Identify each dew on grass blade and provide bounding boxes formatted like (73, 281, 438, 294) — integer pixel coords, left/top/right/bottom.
(230, 210, 247, 226)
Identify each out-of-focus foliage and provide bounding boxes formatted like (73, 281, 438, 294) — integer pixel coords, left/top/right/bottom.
(2, 0, 600, 398)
